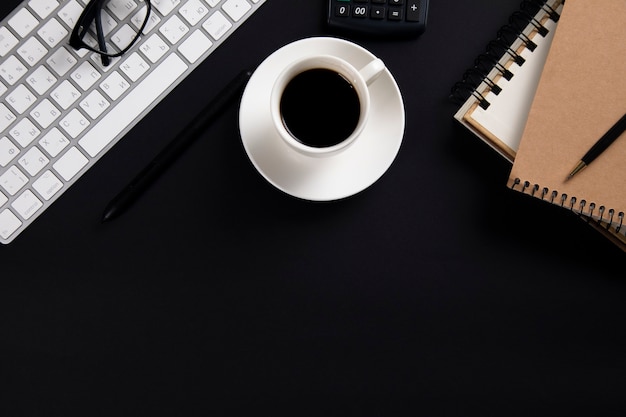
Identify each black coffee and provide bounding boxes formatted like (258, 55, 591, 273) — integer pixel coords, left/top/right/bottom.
(280, 68, 361, 148)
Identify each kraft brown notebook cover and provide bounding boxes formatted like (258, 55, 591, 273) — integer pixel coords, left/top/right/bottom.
(508, 0, 626, 244)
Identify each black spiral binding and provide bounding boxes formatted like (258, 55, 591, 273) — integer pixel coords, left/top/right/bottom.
(449, 0, 564, 109)
(510, 178, 625, 234)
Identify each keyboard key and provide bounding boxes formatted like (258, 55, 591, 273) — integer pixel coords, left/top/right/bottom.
(38, 127, 69, 157)
(179, 30, 212, 63)
(77, 31, 99, 51)
(0, 209, 22, 240)
(139, 33, 169, 63)
(180, 0, 209, 26)
(30, 99, 60, 128)
(51, 80, 81, 110)
(12, 189, 42, 220)
(59, 109, 90, 138)
(0, 137, 20, 167)
(100, 71, 131, 100)
(133, 5, 160, 33)
(17, 36, 47, 66)
(0, 103, 17, 131)
(111, 24, 138, 50)
(7, 84, 37, 114)
(57, 0, 84, 28)
(18, 146, 49, 176)
(90, 53, 120, 72)
(98, 10, 118, 36)
(9, 118, 40, 147)
(53, 146, 88, 181)
(222, 0, 251, 21)
(153, 0, 181, 16)
(106, 0, 139, 20)
(203, 10, 231, 40)
(79, 90, 110, 119)
(32, 170, 63, 200)
(26, 65, 57, 95)
(46, 47, 77, 76)
(71, 61, 102, 91)
(160, 15, 189, 44)
(0, 165, 28, 195)
(0, 27, 19, 56)
(8, 8, 39, 38)
(119, 52, 150, 82)
(0, 55, 28, 85)
(37, 18, 68, 48)
(0, 190, 6, 206)
(28, 0, 60, 19)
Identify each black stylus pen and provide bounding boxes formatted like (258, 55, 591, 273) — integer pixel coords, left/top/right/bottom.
(567, 112, 626, 180)
(102, 69, 253, 222)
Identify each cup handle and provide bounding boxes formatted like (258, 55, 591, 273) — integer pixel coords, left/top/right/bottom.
(359, 58, 385, 86)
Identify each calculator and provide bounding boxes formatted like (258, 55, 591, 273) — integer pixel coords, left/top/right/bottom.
(327, 0, 429, 37)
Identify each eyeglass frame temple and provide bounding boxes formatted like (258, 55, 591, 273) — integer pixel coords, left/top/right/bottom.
(94, 0, 110, 66)
(69, 0, 153, 66)
(69, 0, 102, 44)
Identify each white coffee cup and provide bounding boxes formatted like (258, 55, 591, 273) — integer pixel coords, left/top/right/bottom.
(270, 54, 386, 157)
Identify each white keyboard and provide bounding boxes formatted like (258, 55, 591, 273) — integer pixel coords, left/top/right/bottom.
(0, 0, 266, 244)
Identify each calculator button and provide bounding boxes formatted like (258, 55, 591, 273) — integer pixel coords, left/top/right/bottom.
(335, 5, 350, 17)
(407, 1, 421, 21)
(389, 8, 403, 20)
(352, 5, 368, 18)
(371, 7, 385, 19)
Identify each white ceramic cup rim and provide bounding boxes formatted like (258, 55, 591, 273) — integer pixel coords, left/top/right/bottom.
(270, 55, 384, 157)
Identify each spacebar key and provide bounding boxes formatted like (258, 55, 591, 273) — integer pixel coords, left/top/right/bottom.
(79, 54, 188, 158)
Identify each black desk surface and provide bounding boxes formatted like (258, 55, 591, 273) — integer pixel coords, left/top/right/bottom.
(2, 0, 624, 415)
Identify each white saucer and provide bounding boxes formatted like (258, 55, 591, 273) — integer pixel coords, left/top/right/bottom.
(239, 37, 405, 201)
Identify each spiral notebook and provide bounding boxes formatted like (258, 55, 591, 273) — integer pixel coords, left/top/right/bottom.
(451, 0, 563, 162)
(451, 0, 626, 250)
(508, 0, 626, 244)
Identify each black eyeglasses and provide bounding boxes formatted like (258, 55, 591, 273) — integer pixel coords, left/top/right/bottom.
(70, 0, 152, 66)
